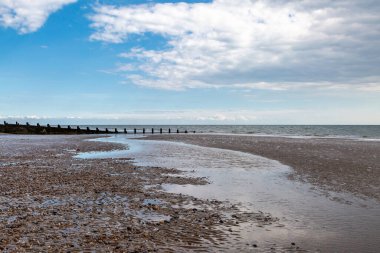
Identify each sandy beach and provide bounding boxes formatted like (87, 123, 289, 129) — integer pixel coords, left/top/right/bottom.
(146, 134, 380, 202)
(0, 135, 281, 252)
(1, 134, 379, 252)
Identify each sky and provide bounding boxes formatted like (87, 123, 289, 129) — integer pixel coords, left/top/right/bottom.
(0, 0, 379, 125)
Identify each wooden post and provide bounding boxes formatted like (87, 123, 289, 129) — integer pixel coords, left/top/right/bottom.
(134, 128, 137, 134)
(16, 121, 19, 126)
(143, 128, 145, 134)
(124, 128, 127, 134)
(57, 124, 61, 129)
(185, 130, 188, 134)
(115, 128, 118, 133)
(160, 128, 162, 134)
(152, 128, 154, 134)
(87, 127, 90, 133)
(169, 128, 171, 134)
(105, 128, 109, 133)
(96, 128, 99, 133)
(177, 129, 179, 134)
(68, 125, 71, 130)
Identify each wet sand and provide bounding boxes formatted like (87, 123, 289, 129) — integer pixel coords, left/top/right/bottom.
(146, 134, 380, 202)
(0, 135, 282, 252)
(90, 135, 380, 252)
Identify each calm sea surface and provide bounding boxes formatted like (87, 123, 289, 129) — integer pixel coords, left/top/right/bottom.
(83, 125, 380, 140)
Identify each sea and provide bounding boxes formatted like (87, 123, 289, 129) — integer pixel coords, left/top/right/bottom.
(82, 125, 380, 140)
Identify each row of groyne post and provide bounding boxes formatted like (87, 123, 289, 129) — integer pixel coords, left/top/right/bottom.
(0, 121, 195, 135)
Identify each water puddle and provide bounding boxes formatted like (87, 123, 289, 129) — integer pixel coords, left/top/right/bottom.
(0, 162, 20, 167)
(143, 199, 164, 206)
(76, 135, 380, 252)
(132, 210, 171, 223)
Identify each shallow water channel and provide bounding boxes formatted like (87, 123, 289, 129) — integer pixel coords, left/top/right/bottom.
(76, 135, 380, 252)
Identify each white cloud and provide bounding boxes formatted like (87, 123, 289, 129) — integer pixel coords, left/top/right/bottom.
(0, 109, 300, 124)
(90, 0, 380, 91)
(3, 107, 380, 124)
(0, 0, 77, 33)
(99, 110, 261, 123)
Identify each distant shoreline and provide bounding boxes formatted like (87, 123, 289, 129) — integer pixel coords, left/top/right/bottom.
(2, 124, 380, 140)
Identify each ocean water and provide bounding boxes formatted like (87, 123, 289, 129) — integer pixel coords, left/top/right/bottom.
(84, 125, 380, 140)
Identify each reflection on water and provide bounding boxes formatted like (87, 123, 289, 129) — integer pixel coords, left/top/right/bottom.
(76, 135, 380, 252)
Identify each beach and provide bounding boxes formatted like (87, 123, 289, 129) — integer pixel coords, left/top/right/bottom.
(0, 135, 280, 252)
(146, 134, 380, 201)
(0, 134, 379, 252)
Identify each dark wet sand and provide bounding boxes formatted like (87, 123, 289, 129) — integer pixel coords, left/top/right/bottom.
(146, 134, 380, 201)
(0, 135, 282, 252)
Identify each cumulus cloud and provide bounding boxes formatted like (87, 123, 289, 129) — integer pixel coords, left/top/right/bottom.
(89, 0, 380, 91)
(0, 0, 77, 33)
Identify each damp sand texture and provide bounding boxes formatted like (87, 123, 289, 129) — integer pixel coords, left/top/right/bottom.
(1, 134, 380, 252)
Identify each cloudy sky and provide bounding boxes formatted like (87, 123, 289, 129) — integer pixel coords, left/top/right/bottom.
(0, 0, 379, 124)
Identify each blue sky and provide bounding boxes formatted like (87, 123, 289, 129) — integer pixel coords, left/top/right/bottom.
(0, 0, 379, 124)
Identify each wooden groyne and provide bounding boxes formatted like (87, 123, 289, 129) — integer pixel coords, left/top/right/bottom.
(0, 121, 194, 135)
